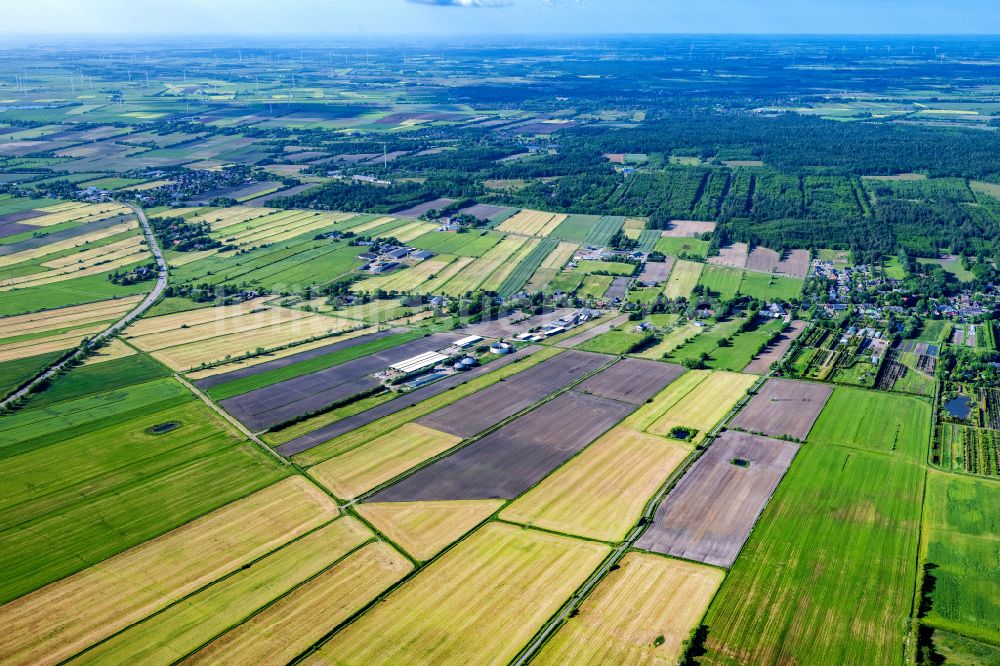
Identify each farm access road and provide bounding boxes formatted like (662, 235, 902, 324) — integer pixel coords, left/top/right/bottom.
(0, 203, 168, 409)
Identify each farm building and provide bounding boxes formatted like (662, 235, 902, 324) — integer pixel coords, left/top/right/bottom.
(389, 351, 450, 374)
(454, 335, 484, 349)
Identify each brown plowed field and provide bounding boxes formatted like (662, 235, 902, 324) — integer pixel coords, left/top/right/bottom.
(707, 242, 749, 269)
(415, 349, 608, 438)
(742, 320, 807, 375)
(729, 377, 832, 440)
(745, 246, 781, 273)
(372, 391, 634, 501)
(777, 249, 811, 277)
(636, 431, 798, 567)
(661, 220, 716, 237)
(575, 358, 685, 405)
(220, 333, 461, 431)
(636, 259, 674, 286)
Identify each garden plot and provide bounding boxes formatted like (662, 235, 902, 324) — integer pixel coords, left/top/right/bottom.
(534, 552, 723, 666)
(220, 333, 462, 431)
(307, 522, 609, 666)
(708, 242, 749, 269)
(575, 357, 685, 405)
(743, 319, 807, 374)
(636, 431, 799, 567)
(661, 220, 716, 237)
(415, 349, 608, 438)
(372, 390, 634, 502)
(729, 377, 832, 440)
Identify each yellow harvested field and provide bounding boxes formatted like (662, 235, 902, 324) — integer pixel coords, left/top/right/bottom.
(220, 211, 348, 248)
(0, 220, 138, 268)
(501, 426, 689, 541)
(662, 259, 704, 299)
(151, 315, 354, 370)
(81, 338, 137, 365)
(184, 328, 374, 380)
(0, 323, 107, 362)
(646, 371, 756, 441)
(348, 216, 397, 235)
(391, 221, 438, 243)
(533, 553, 723, 666)
(357, 500, 504, 561)
(129, 306, 309, 351)
(628, 370, 711, 432)
(185, 543, 412, 666)
(1, 252, 149, 291)
(441, 236, 528, 294)
(166, 249, 216, 267)
(419, 256, 473, 293)
(307, 522, 610, 666)
(22, 203, 131, 228)
(309, 423, 462, 499)
(480, 237, 540, 292)
(499, 209, 567, 236)
(213, 209, 315, 238)
(121, 179, 174, 191)
(526, 241, 579, 291)
(68, 518, 372, 666)
(0, 477, 338, 666)
(352, 259, 450, 294)
(39, 235, 145, 269)
(623, 217, 646, 230)
(189, 206, 277, 230)
(128, 300, 268, 337)
(0, 296, 142, 338)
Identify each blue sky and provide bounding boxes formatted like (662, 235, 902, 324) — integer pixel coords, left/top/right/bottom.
(5, 0, 998, 35)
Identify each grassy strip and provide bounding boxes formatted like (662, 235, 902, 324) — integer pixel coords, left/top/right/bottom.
(0, 351, 63, 399)
(21, 354, 171, 409)
(205, 330, 424, 401)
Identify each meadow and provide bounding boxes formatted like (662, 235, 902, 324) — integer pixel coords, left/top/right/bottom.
(701, 445, 924, 665)
(808, 386, 931, 459)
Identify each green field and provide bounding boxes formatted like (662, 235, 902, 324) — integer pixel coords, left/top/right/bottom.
(883, 255, 907, 279)
(409, 230, 503, 257)
(737, 271, 804, 301)
(205, 330, 425, 401)
(698, 265, 744, 299)
(577, 274, 613, 299)
(576, 329, 647, 355)
(807, 386, 931, 458)
(923, 472, 1000, 647)
(549, 214, 603, 243)
(0, 352, 63, 398)
(0, 386, 287, 604)
(0, 267, 153, 317)
(702, 445, 924, 665)
(655, 236, 710, 258)
(573, 260, 636, 276)
(916, 319, 951, 344)
(24, 355, 170, 408)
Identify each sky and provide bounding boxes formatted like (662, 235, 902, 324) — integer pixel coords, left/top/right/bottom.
(3, 0, 998, 36)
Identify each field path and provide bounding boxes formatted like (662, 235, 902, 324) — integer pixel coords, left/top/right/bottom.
(0, 203, 168, 408)
(174, 373, 289, 466)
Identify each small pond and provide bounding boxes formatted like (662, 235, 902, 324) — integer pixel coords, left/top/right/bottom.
(944, 395, 973, 420)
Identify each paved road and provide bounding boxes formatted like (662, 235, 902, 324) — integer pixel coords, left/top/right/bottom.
(0, 203, 167, 409)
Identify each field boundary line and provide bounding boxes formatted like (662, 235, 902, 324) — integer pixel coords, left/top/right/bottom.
(0, 203, 168, 409)
(510, 371, 768, 665)
(348, 354, 618, 505)
(174, 373, 290, 466)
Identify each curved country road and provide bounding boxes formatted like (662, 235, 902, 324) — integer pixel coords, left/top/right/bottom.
(0, 203, 167, 409)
